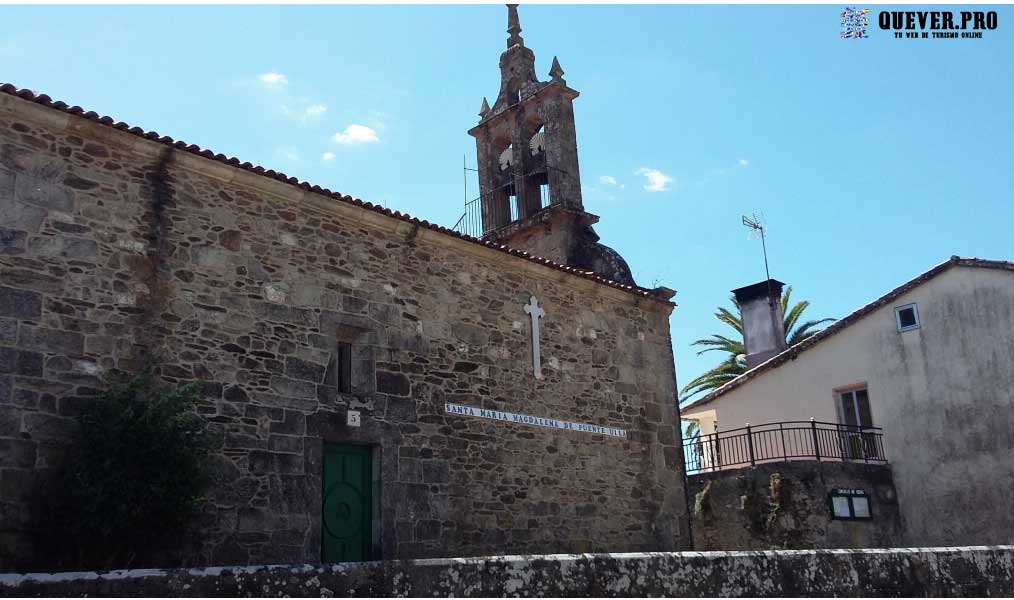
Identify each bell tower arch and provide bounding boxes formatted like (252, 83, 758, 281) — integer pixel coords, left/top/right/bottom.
(467, 4, 635, 286)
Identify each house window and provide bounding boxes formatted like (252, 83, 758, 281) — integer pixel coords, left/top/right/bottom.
(838, 387, 873, 429)
(895, 303, 920, 332)
(837, 386, 878, 460)
(829, 488, 872, 520)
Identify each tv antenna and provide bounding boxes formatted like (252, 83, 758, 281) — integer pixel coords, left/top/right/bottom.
(742, 212, 774, 297)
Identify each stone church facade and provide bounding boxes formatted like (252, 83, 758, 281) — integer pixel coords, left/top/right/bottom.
(0, 6, 688, 571)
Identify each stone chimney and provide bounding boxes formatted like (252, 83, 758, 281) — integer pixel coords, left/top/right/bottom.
(732, 279, 787, 369)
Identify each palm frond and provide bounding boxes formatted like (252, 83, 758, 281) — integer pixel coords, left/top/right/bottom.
(679, 372, 742, 402)
(681, 286, 835, 404)
(679, 356, 747, 402)
(780, 286, 793, 315)
(715, 306, 743, 334)
(782, 299, 809, 336)
(690, 334, 742, 348)
(786, 317, 836, 346)
(691, 335, 745, 356)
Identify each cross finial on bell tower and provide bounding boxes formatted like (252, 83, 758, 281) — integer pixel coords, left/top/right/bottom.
(507, 4, 524, 48)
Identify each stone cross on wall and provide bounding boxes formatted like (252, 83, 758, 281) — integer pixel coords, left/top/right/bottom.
(523, 295, 545, 379)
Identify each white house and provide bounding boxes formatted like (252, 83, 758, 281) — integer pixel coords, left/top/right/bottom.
(681, 256, 1014, 547)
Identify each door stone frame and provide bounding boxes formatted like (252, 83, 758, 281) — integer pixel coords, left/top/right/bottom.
(306, 411, 402, 562)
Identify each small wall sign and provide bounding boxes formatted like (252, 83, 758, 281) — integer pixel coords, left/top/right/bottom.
(445, 403, 626, 438)
(347, 411, 361, 427)
(829, 488, 872, 520)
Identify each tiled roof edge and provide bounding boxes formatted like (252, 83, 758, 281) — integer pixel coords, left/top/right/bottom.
(0, 83, 672, 305)
(680, 255, 1014, 413)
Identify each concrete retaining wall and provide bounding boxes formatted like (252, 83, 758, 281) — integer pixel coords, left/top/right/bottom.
(2, 546, 1013, 597)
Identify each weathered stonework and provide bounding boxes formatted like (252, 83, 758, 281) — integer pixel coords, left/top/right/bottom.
(689, 461, 903, 551)
(0, 87, 687, 570)
(467, 6, 636, 286)
(3, 547, 1014, 597)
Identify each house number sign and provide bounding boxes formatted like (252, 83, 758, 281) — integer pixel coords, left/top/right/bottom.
(445, 403, 627, 438)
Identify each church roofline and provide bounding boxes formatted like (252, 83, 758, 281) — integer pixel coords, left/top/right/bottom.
(0, 82, 674, 306)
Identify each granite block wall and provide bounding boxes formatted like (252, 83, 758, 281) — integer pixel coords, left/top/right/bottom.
(0, 92, 688, 570)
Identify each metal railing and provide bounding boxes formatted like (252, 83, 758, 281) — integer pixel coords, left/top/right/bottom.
(452, 165, 568, 239)
(683, 419, 886, 474)
(452, 195, 484, 239)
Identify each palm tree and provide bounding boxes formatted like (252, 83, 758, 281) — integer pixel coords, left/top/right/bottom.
(679, 287, 835, 406)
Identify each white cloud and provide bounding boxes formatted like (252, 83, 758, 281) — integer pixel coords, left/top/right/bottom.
(275, 147, 300, 162)
(636, 168, 674, 192)
(322, 152, 336, 161)
(280, 103, 328, 122)
(258, 72, 288, 88)
(253, 73, 328, 122)
(304, 104, 327, 118)
(598, 175, 624, 188)
(694, 159, 750, 187)
(332, 124, 379, 145)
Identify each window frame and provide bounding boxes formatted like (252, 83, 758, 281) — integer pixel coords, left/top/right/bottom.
(829, 488, 874, 521)
(833, 383, 874, 428)
(894, 302, 920, 332)
(833, 384, 878, 461)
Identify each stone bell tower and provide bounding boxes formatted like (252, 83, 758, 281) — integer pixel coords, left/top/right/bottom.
(467, 4, 635, 286)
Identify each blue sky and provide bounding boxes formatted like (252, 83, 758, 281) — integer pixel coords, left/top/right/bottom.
(3, 4, 1012, 405)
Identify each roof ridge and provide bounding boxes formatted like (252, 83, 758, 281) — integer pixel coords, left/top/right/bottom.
(0, 83, 671, 303)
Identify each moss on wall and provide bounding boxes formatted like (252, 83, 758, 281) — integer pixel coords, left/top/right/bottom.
(688, 461, 903, 551)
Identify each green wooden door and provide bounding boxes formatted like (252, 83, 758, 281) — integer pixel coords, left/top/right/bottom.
(322, 444, 372, 563)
